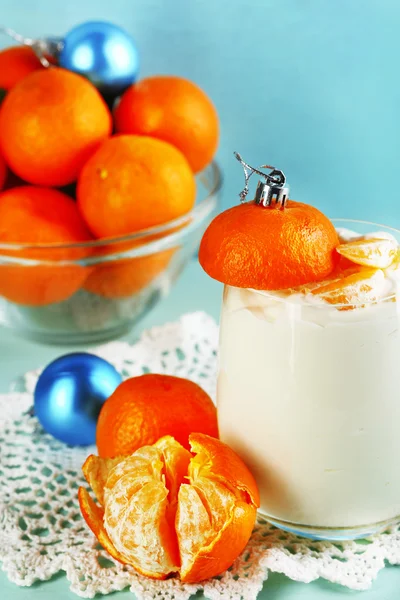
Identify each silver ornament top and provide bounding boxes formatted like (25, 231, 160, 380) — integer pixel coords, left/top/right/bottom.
(0, 26, 63, 67)
(234, 152, 289, 209)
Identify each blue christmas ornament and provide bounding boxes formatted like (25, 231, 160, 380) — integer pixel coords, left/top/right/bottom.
(59, 21, 140, 97)
(34, 352, 122, 446)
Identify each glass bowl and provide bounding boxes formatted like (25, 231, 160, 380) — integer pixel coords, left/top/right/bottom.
(0, 161, 222, 344)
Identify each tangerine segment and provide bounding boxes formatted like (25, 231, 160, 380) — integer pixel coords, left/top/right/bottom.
(199, 201, 339, 290)
(82, 455, 124, 507)
(177, 433, 259, 583)
(337, 237, 398, 269)
(79, 434, 259, 583)
(312, 269, 386, 306)
(289, 255, 367, 296)
(78, 487, 130, 568)
(154, 436, 193, 525)
(188, 433, 260, 507)
(103, 437, 191, 579)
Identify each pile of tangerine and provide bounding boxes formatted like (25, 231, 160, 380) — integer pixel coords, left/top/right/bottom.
(0, 46, 219, 305)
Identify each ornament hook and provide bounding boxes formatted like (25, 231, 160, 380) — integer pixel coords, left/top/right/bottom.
(0, 26, 62, 68)
(234, 152, 289, 209)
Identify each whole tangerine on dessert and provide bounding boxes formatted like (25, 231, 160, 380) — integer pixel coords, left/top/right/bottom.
(96, 374, 219, 457)
(0, 68, 112, 187)
(0, 46, 44, 91)
(114, 75, 219, 173)
(78, 433, 259, 582)
(199, 153, 339, 290)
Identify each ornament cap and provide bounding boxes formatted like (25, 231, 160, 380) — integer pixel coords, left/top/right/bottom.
(234, 152, 289, 209)
(0, 26, 62, 67)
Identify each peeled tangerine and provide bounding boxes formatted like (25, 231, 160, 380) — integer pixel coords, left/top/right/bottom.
(78, 433, 259, 583)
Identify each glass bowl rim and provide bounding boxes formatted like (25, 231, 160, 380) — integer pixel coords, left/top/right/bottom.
(245, 218, 399, 309)
(0, 160, 222, 253)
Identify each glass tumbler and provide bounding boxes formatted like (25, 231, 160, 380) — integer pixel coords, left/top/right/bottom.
(217, 220, 400, 540)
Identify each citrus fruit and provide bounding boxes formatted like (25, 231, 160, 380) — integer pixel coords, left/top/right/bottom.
(79, 433, 259, 581)
(312, 269, 387, 307)
(290, 254, 367, 295)
(337, 237, 398, 269)
(83, 248, 175, 298)
(77, 135, 196, 238)
(0, 151, 7, 191)
(0, 46, 43, 91)
(0, 68, 111, 187)
(114, 76, 219, 173)
(96, 374, 218, 457)
(199, 201, 339, 290)
(0, 186, 93, 305)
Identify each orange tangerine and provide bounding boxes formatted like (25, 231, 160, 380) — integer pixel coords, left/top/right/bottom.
(199, 201, 339, 290)
(83, 248, 175, 299)
(0, 186, 92, 305)
(78, 433, 259, 582)
(0, 68, 111, 186)
(114, 76, 219, 173)
(0, 46, 43, 91)
(96, 374, 218, 457)
(77, 135, 196, 238)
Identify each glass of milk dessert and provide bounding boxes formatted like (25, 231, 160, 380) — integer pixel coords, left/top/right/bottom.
(200, 154, 400, 540)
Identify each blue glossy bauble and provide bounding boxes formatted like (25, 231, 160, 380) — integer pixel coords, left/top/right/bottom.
(34, 352, 122, 446)
(59, 21, 139, 97)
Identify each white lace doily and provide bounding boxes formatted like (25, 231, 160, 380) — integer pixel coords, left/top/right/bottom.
(1, 311, 400, 599)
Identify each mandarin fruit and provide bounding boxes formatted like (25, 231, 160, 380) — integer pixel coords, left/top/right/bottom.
(77, 135, 196, 238)
(0, 186, 92, 305)
(199, 200, 339, 290)
(84, 248, 175, 298)
(0, 151, 7, 191)
(79, 433, 259, 581)
(114, 75, 219, 173)
(96, 374, 218, 457)
(0, 46, 43, 91)
(0, 68, 111, 187)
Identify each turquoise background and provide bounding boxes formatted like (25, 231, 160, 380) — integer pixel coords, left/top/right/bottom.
(1, 1, 400, 598)
(2, 0, 400, 225)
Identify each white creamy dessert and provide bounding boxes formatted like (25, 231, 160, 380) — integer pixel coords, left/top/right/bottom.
(217, 226, 400, 535)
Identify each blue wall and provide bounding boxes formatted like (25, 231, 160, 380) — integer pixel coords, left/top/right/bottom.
(1, 0, 400, 226)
